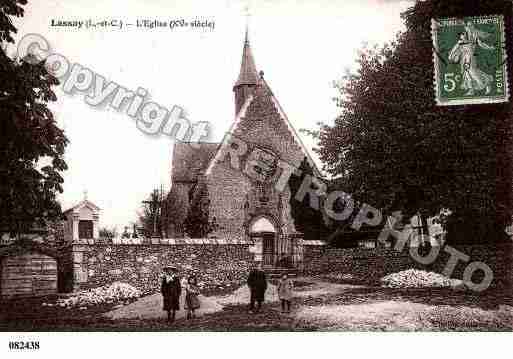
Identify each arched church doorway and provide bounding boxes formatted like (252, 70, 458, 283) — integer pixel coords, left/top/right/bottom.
(249, 217, 277, 267)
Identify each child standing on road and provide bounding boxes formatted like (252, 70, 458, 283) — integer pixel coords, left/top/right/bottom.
(277, 274, 293, 313)
(184, 275, 201, 319)
(161, 266, 181, 323)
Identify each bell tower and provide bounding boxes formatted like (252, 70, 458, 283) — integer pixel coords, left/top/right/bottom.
(233, 28, 258, 116)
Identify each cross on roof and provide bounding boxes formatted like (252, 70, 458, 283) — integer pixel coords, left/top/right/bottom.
(243, 3, 252, 43)
(244, 4, 251, 19)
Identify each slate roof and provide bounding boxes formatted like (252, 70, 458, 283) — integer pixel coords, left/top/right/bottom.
(234, 29, 258, 88)
(171, 142, 220, 183)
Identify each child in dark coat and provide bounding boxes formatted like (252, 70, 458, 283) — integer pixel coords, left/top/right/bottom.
(161, 266, 181, 322)
(247, 263, 267, 313)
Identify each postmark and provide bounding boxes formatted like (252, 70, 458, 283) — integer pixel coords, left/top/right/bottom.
(431, 15, 509, 106)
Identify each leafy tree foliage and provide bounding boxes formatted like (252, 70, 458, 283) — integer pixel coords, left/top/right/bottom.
(99, 227, 117, 241)
(139, 186, 190, 238)
(313, 0, 513, 244)
(163, 186, 187, 237)
(121, 226, 131, 239)
(0, 0, 68, 236)
(184, 181, 218, 238)
(288, 157, 330, 241)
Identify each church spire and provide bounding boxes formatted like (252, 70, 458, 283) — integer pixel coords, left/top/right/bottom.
(233, 24, 258, 115)
(234, 27, 258, 88)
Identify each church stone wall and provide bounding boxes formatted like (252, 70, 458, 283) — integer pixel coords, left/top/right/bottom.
(234, 89, 305, 168)
(206, 88, 306, 241)
(207, 165, 252, 240)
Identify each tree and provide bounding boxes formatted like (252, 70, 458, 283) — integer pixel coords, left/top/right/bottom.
(183, 180, 218, 238)
(0, 0, 68, 237)
(312, 0, 513, 244)
(288, 157, 330, 241)
(121, 226, 130, 239)
(162, 186, 187, 237)
(131, 223, 138, 238)
(139, 189, 164, 238)
(99, 227, 117, 241)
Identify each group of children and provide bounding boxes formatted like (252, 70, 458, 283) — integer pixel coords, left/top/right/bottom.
(161, 265, 295, 322)
(160, 266, 201, 322)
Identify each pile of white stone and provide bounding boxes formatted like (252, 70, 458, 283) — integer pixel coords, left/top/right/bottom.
(381, 269, 463, 289)
(324, 273, 355, 282)
(44, 282, 142, 309)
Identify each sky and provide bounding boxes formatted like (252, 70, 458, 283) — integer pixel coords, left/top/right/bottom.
(8, 0, 412, 230)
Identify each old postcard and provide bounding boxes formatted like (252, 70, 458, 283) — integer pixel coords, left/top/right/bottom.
(0, 0, 512, 357)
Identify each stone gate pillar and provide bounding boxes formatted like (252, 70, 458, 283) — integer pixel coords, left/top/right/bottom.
(248, 234, 263, 263)
(289, 232, 304, 270)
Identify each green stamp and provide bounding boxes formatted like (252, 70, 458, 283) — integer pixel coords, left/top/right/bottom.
(431, 15, 509, 106)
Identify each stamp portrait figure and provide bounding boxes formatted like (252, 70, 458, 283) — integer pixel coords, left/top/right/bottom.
(448, 21, 495, 96)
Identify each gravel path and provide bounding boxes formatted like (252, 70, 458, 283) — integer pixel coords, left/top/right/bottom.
(296, 301, 433, 330)
(103, 278, 513, 331)
(105, 278, 353, 320)
(295, 300, 513, 331)
(104, 292, 223, 320)
(3, 277, 511, 330)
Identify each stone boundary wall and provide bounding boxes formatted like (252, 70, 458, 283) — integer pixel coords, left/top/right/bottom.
(65, 242, 255, 294)
(59, 240, 512, 295)
(72, 238, 252, 245)
(303, 243, 513, 292)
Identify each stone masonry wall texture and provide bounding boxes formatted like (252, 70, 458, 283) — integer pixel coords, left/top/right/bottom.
(71, 243, 253, 294)
(66, 241, 513, 296)
(303, 243, 513, 292)
(207, 82, 305, 241)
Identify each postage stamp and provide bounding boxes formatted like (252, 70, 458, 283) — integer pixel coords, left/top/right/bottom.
(431, 15, 509, 106)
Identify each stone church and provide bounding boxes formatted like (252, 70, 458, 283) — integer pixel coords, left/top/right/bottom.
(170, 31, 320, 268)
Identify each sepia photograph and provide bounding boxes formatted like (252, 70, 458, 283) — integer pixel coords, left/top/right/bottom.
(0, 0, 512, 356)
